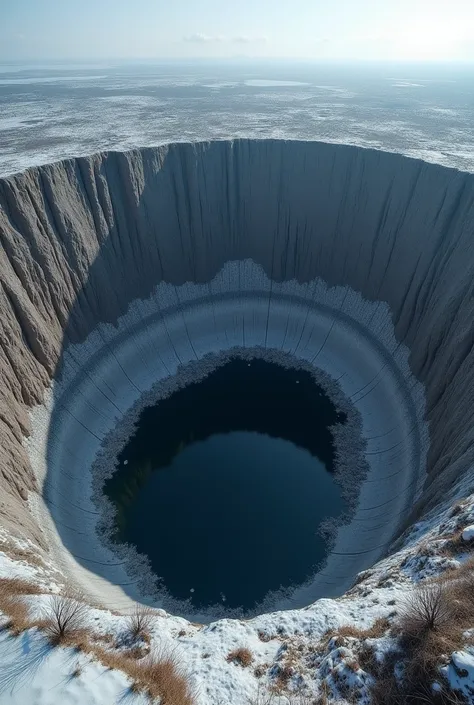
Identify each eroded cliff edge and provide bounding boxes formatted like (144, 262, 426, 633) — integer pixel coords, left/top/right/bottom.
(1, 140, 474, 547)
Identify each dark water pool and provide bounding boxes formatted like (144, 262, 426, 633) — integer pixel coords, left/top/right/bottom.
(104, 358, 347, 611)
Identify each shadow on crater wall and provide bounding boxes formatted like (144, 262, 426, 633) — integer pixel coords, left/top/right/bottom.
(1, 140, 474, 610)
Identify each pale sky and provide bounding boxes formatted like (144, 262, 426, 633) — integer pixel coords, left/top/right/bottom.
(1, 0, 474, 62)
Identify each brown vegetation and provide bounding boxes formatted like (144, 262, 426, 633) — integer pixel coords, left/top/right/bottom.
(358, 642, 378, 674)
(0, 577, 195, 704)
(254, 663, 268, 678)
(370, 566, 474, 704)
(0, 577, 43, 635)
(0, 537, 48, 570)
(247, 686, 328, 705)
(397, 582, 451, 643)
(0, 595, 31, 636)
(227, 647, 254, 667)
(323, 616, 390, 645)
(126, 644, 149, 660)
(0, 577, 44, 596)
(274, 662, 294, 689)
(442, 528, 474, 557)
(50, 630, 195, 704)
(89, 646, 196, 704)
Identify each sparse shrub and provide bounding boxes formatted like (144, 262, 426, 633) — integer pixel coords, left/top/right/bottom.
(227, 647, 254, 667)
(42, 594, 88, 646)
(127, 605, 155, 642)
(358, 642, 378, 674)
(371, 573, 474, 704)
(71, 663, 82, 678)
(274, 662, 293, 689)
(398, 583, 451, 644)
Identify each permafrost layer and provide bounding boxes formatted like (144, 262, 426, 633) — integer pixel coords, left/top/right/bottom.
(1, 139, 474, 619)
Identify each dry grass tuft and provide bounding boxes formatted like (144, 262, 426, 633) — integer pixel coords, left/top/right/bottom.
(0, 578, 42, 636)
(371, 568, 474, 704)
(0, 538, 48, 569)
(227, 647, 254, 668)
(324, 616, 390, 645)
(0, 577, 194, 703)
(0, 577, 44, 596)
(441, 529, 474, 557)
(451, 556, 474, 584)
(370, 671, 467, 705)
(247, 688, 323, 705)
(132, 653, 196, 704)
(274, 662, 294, 689)
(42, 594, 89, 646)
(90, 647, 196, 703)
(397, 583, 451, 645)
(71, 663, 82, 678)
(126, 645, 149, 660)
(0, 577, 194, 702)
(0, 596, 31, 636)
(126, 605, 155, 643)
(358, 642, 378, 674)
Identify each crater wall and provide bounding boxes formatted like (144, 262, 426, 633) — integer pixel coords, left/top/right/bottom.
(1, 139, 474, 577)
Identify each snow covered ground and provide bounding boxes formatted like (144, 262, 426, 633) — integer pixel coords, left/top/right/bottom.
(1, 479, 474, 703)
(1, 61, 474, 176)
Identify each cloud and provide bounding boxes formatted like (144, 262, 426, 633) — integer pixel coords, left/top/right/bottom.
(183, 33, 268, 45)
(232, 35, 268, 44)
(183, 33, 224, 43)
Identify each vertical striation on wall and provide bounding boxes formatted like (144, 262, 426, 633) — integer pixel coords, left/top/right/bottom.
(0, 140, 474, 549)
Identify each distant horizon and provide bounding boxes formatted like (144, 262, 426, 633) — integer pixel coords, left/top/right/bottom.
(2, 57, 474, 67)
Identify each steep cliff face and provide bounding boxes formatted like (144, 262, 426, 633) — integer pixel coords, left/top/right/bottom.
(0, 139, 474, 556)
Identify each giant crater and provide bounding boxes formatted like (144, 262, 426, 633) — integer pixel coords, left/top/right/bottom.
(1, 139, 473, 621)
